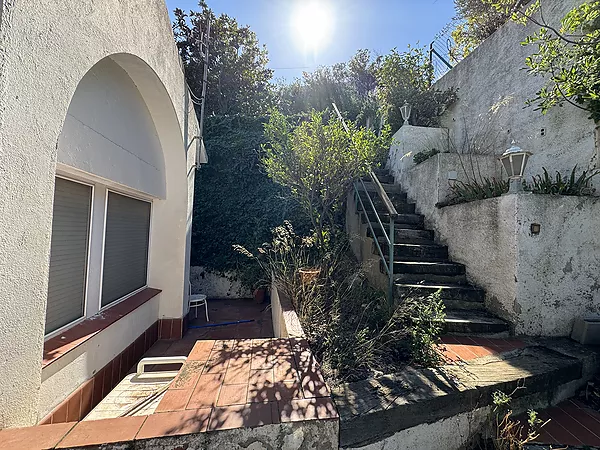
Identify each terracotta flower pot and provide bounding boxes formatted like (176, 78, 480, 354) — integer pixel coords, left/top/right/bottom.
(253, 287, 266, 304)
(298, 267, 321, 284)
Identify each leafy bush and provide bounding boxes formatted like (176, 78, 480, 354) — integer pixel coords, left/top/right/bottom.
(375, 46, 458, 132)
(262, 109, 390, 249)
(525, 166, 599, 195)
(413, 148, 441, 165)
(191, 115, 310, 288)
(443, 177, 509, 206)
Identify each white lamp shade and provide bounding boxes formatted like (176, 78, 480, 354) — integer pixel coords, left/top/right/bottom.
(400, 101, 412, 126)
(501, 151, 530, 178)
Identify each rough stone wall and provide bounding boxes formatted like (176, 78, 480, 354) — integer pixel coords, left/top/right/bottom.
(190, 266, 251, 299)
(435, 0, 595, 180)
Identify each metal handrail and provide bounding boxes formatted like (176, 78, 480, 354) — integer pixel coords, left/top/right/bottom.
(354, 170, 396, 303)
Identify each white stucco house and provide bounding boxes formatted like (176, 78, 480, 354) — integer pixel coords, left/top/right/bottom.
(0, 0, 203, 428)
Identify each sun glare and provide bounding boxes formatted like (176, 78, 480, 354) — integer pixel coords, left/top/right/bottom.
(292, 1, 334, 54)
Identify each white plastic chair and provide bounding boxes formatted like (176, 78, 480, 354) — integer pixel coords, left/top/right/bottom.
(189, 282, 209, 321)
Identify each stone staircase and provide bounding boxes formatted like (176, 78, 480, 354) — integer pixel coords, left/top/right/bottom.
(356, 168, 510, 336)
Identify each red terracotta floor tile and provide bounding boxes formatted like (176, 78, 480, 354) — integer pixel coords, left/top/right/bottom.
(57, 416, 146, 448)
(535, 408, 583, 446)
(224, 359, 251, 385)
(551, 403, 600, 446)
(249, 369, 275, 386)
(273, 355, 299, 381)
(187, 374, 224, 409)
(171, 361, 205, 390)
(217, 384, 249, 406)
(136, 408, 211, 439)
(279, 398, 320, 422)
(208, 402, 279, 431)
(0, 423, 76, 450)
(299, 370, 330, 398)
(66, 389, 82, 423)
(188, 341, 215, 361)
(274, 381, 304, 402)
(155, 389, 193, 412)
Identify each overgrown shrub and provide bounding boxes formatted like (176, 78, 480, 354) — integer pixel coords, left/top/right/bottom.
(413, 148, 441, 165)
(237, 223, 446, 382)
(525, 166, 599, 195)
(262, 109, 390, 249)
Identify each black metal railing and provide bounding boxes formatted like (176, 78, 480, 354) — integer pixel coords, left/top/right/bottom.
(354, 171, 398, 303)
(429, 20, 462, 81)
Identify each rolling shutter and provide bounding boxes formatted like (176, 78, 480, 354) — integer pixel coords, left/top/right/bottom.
(46, 178, 92, 334)
(101, 192, 151, 307)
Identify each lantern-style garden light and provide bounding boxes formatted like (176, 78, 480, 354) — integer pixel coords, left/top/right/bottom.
(400, 101, 412, 126)
(501, 141, 531, 193)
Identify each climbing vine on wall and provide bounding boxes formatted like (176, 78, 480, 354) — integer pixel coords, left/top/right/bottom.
(191, 115, 310, 286)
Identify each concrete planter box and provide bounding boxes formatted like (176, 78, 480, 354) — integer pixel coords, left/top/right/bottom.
(436, 194, 600, 336)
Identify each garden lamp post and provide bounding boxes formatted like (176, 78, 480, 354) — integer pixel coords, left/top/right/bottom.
(400, 101, 412, 126)
(500, 141, 531, 194)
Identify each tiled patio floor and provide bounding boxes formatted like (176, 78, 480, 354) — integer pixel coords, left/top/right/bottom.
(438, 335, 527, 363)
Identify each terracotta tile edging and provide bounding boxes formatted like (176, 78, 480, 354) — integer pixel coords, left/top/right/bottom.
(43, 288, 162, 369)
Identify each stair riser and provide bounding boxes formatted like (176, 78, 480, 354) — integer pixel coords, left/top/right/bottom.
(360, 190, 407, 205)
(364, 210, 421, 223)
(387, 262, 465, 276)
(377, 243, 448, 261)
(368, 228, 435, 243)
(364, 218, 423, 230)
(395, 286, 485, 304)
(358, 202, 416, 215)
(444, 320, 510, 335)
(361, 182, 402, 194)
(394, 273, 469, 285)
(362, 175, 395, 184)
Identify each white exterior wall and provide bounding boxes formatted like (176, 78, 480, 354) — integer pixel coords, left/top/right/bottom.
(39, 295, 160, 419)
(435, 0, 595, 179)
(0, 0, 199, 428)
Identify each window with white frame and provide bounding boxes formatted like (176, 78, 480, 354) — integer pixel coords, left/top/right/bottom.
(101, 192, 151, 307)
(45, 177, 152, 336)
(45, 178, 92, 334)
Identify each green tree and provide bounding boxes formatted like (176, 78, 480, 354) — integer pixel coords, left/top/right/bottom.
(376, 46, 458, 132)
(262, 110, 390, 249)
(173, 1, 274, 116)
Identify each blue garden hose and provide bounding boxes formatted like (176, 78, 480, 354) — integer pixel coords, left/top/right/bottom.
(188, 319, 255, 329)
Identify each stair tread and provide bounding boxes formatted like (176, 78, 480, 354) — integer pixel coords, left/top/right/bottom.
(445, 310, 508, 326)
(395, 282, 482, 291)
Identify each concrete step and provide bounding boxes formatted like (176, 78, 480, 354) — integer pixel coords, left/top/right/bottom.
(361, 181, 402, 194)
(395, 283, 486, 310)
(385, 260, 465, 276)
(361, 174, 395, 184)
(377, 242, 449, 262)
(357, 190, 407, 204)
(363, 209, 421, 224)
(335, 344, 588, 448)
(444, 309, 510, 335)
(364, 214, 424, 230)
(357, 201, 416, 215)
(393, 272, 468, 285)
(369, 228, 435, 244)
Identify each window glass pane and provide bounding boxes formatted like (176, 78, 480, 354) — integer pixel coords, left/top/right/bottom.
(46, 178, 92, 334)
(101, 192, 151, 307)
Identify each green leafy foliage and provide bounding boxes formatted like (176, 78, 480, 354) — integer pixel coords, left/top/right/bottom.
(262, 110, 391, 249)
(174, 2, 274, 116)
(191, 115, 310, 287)
(445, 177, 509, 206)
(521, 1, 600, 123)
(525, 166, 599, 195)
(413, 148, 441, 165)
(376, 46, 458, 132)
(451, 0, 518, 60)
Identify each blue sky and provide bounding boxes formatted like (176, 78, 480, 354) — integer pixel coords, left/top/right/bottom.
(165, 0, 456, 81)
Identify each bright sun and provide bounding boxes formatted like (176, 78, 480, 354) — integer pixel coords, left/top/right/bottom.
(291, 1, 334, 54)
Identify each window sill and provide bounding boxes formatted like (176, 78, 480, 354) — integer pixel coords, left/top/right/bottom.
(42, 288, 161, 369)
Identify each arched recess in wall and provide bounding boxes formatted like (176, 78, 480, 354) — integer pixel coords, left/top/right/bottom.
(52, 53, 189, 326)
